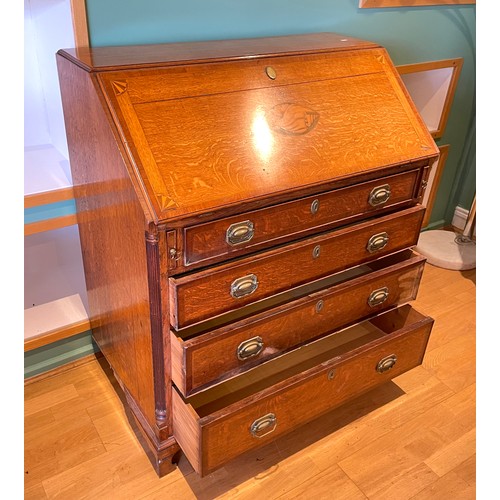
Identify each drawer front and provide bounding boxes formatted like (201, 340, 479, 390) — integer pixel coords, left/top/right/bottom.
(169, 206, 425, 329)
(172, 305, 433, 475)
(184, 169, 421, 267)
(171, 251, 426, 396)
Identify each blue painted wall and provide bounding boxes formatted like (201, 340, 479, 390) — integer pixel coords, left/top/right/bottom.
(86, 0, 475, 225)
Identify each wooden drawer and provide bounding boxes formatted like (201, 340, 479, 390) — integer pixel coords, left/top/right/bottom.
(183, 169, 421, 267)
(169, 205, 425, 329)
(172, 304, 433, 476)
(171, 250, 426, 396)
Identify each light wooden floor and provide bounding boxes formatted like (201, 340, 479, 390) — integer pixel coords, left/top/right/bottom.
(25, 263, 476, 499)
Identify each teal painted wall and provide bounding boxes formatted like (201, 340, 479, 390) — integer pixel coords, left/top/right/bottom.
(86, 0, 475, 225)
(24, 331, 98, 379)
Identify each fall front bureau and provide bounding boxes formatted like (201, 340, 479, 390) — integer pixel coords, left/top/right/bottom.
(57, 33, 439, 477)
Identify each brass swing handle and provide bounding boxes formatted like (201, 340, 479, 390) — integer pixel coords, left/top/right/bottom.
(368, 287, 389, 308)
(250, 413, 277, 438)
(226, 220, 254, 246)
(369, 184, 391, 207)
(366, 232, 389, 253)
(376, 354, 397, 373)
(230, 274, 259, 299)
(237, 336, 264, 361)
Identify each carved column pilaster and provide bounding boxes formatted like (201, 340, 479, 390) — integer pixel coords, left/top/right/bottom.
(145, 230, 168, 428)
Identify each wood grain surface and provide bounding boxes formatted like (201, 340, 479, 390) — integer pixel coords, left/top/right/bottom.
(57, 55, 157, 430)
(171, 251, 426, 396)
(53, 33, 442, 484)
(100, 59, 437, 220)
(57, 33, 380, 72)
(173, 305, 433, 475)
(183, 169, 421, 268)
(100, 49, 386, 104)
(170, 206, 425, 328)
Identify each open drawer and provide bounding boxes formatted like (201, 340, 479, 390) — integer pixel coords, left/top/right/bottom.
(171, 249, 426, 396)
(172, 304, 433, 476)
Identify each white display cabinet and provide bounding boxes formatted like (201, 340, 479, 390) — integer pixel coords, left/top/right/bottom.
(397, 58, 463, 140)
(24, 0, 90, 352)
(397, 59, 462, 228)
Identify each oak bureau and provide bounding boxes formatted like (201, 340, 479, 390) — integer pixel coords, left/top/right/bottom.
(57, 33, 439, 477)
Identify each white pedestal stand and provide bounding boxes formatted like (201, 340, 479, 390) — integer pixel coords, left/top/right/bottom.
(415, 198, 476, 271)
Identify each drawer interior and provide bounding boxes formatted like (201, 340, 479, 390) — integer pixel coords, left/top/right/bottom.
(183, 304, 427, 417)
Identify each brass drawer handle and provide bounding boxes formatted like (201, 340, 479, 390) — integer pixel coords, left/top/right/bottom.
(237, 336, 264, 361)
(367, 232, 389, 253)
(376, 354, 397, 373)
(226, 220, 254, 246)
(368, 287, 389, 307)
(369, 184, 391, 207)
(230, 274, 259, 299)
(250, 413, 277, 438)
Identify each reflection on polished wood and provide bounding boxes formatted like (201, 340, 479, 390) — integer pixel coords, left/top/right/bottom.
(24, 262, 475, 498)
(24, 214, 78, 236)
(24, 187, 75, 209)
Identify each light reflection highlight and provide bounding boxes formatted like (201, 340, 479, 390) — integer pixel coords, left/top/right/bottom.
(251, 110, 274, 163)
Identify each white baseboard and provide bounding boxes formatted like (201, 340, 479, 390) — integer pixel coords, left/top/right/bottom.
(452, 206, 469, 230)
(452, 206, 476, 237)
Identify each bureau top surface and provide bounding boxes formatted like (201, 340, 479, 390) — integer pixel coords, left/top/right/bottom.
(59, 33, 379, 71)
(59, 33, 439, 223)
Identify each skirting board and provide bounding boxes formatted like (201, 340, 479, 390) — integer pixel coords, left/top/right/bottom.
(452, 206, 469, 231)
(452, 205, 476, 237)
(24, 331, 99, 379)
